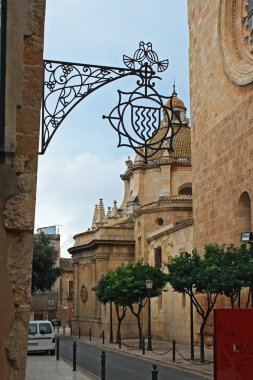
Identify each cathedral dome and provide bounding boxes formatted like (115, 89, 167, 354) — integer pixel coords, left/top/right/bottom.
(171, 126, 191, 158)
(165, 92, 186, 110)
(144, 125, 191, 161)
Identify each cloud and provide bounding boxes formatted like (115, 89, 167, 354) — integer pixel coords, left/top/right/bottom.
(35, 152, 127, 257)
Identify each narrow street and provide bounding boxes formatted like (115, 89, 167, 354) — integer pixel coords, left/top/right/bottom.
(59, 337, 210, 380)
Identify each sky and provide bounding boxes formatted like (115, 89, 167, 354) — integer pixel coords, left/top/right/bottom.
(35, 0, 190, 257)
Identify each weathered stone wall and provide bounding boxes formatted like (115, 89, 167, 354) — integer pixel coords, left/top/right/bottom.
(0, 1, 45, 379)
(70, 226, 135, 338)
(147, 221, 194, 343)
(188, 1, 253, 249)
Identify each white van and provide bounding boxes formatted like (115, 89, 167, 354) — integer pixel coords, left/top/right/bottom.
(28, 320, 55, 355)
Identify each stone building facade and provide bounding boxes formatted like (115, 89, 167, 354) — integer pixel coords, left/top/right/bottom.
(187, 0, 253, 342)
(69, 92, 194, 343)
(59, 258, 74, 325)
(0, 1, 45, 379)
(188, 0, 253, 249)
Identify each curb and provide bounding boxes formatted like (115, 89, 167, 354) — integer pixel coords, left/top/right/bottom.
(59, 335, 213, 379)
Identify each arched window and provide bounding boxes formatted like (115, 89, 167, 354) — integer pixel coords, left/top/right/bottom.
(179, 186, 192, 195)
(238, 191, 251, 233)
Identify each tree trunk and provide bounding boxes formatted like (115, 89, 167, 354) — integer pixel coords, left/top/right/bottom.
(115, 305, 127, 343)
(116, 319, 122, 343)
(200, 322, 206, 363)
(246, 288, 251, 308)
(136, 314, 142, 349)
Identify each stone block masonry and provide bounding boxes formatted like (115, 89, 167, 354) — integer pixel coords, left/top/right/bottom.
(0, 1, 45, 379)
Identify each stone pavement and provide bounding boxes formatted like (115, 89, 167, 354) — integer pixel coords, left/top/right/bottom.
(57, 328, 214, 379)
(26, 354, 95, 380)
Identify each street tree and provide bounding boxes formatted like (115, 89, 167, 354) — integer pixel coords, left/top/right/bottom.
(167, 247, 220, 363)
(167, 243, 253, 362)
(96, 266, 130, 342)
(96, 260, 168, 348)
(204, 243, 253, 308)
(122, 260, 168, 349)
(32, 233, 62, 293)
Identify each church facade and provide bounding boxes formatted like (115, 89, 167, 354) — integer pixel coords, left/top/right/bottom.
(188, 0, 253, 249)
(69, 91, 194, 343)
(187, 0, 253, 341)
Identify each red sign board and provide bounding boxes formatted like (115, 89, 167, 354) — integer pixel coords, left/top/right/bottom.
(214, 309, 253, 380)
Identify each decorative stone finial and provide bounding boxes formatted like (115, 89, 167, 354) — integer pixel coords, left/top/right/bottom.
(98, 198, 106, 223)
(92, 204, 99, 228)
(111, 200, 118, 218)
(106, 206, 111, 219)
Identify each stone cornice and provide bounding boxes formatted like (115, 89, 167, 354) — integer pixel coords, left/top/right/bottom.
(133, 198, 192, 218)
(147, 219, 194, 242)
(121, 157, 191, 179)
(68, 239, 135, 254)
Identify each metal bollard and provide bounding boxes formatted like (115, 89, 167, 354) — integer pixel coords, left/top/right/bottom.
(172, 339, 176, 362)
(118, 333, 121, 349)
(63, 325, 65, 336)
(56, 336, 59, 361)
(151, 364, 159, 380)
(102, 330, 105, 345)
(73, 341, 77, 371)
(101, 350, 106, 380)
(142, 336, 145, 355)
(89, 328, 92, 341)
(70, 326, 72, 337)
(79, 326, 81, 339)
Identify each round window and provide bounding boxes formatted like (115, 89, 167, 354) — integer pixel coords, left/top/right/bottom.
(157, 218, 164, 226)
(218, 0, 253, 85)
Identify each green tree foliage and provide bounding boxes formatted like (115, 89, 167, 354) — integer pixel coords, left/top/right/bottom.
(96, 267, 130, 342)
(96, 260, 168, 348)
(32, 234, 62, 293)
(167, 244, 253, 363)
(204, 243, 252, 308)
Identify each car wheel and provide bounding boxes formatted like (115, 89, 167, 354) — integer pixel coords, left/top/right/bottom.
(50, 349, 55, 356)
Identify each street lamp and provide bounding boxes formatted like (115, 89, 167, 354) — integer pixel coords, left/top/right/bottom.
(241, 232, 253, 308)
(146, 279, 153, 351)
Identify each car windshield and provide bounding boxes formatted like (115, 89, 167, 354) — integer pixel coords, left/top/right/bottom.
(39, 323, 52, 334)
(29, 323, 37, 335)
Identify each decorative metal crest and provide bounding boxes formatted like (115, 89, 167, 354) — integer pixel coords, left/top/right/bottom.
(41, 41, 184, 162)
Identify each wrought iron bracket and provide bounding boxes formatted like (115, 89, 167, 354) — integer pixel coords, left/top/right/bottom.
(40, 42, 184, 162)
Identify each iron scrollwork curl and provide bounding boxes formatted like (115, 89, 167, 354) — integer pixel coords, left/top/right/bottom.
(41, 41, 184, 162)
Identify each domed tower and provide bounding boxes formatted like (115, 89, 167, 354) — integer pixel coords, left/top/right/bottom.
(119, 87, 192, 260)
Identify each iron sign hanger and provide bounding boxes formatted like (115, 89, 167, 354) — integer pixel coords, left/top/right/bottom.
(40, 41, 184, 163)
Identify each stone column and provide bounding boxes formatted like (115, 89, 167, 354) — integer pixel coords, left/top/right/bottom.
(73, 261, 79, 318)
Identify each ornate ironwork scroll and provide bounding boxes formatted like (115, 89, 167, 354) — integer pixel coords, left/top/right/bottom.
(41, 41, 184, 162)
(41, 61, 138, 154)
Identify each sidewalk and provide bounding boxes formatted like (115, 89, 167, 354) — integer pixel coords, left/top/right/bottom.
(59, 329, 213, 379)
(26, 354, 95, 380)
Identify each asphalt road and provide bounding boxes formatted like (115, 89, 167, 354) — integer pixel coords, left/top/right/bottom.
(59, 337, 209, 380)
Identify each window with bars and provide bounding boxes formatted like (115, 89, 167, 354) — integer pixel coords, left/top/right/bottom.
(154, 247, 162, 267)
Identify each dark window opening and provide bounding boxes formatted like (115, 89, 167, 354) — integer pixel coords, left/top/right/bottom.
(179, 187, 192, 195)
(173, 110, 180, 120)
(157, 218, 164, 226)
(68, 281, 74, 298)
(154, 247, 162, 267)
